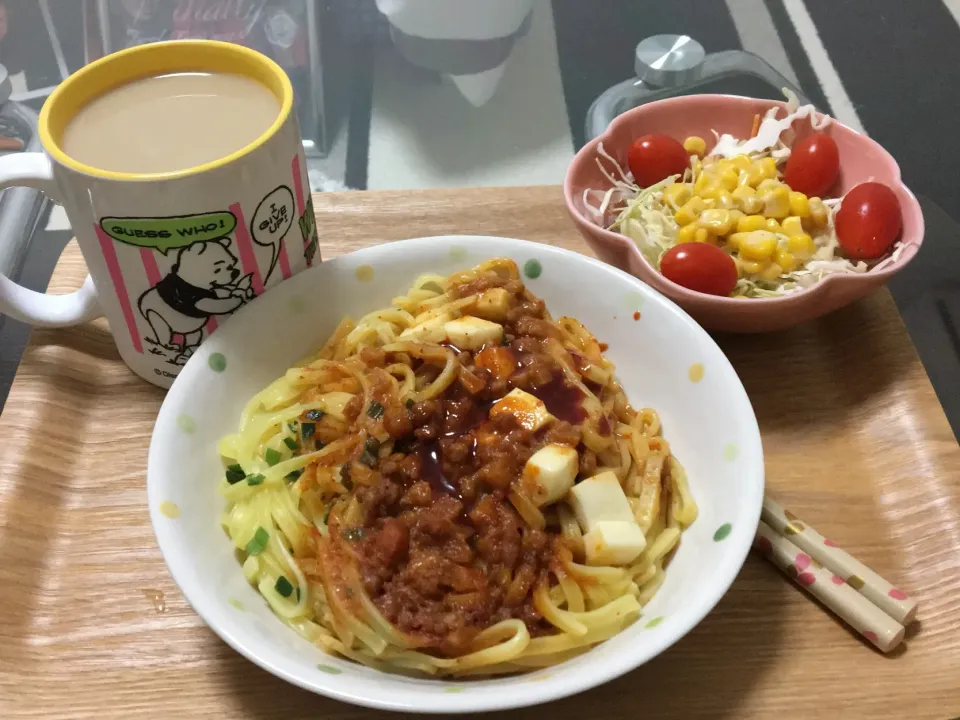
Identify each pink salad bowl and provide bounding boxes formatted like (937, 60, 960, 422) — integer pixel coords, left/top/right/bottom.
(563, 94, 924, 333)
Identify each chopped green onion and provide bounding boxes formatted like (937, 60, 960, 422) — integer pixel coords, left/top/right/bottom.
(301, 422, 316, 442)
(287, 421, 298, 433)
(367, 400, 385, 420)
(305, 409, 324, 421)
(246, 473, 265, 486)
(501, 334, 511, 347)
(225, 463, 245, 485)
(340, 464, 353, 490)
(265, 448, 281, 466)
(275, 576, 294, 598)
(283, 437, 299, 451)
(245, 527, 269, 555)
(359, 437, 380, 467)
(323, 505, 332, 524)
(342, 527, 366, 542)
(405, 399, 414, 409)
(286, 468, 304, 483)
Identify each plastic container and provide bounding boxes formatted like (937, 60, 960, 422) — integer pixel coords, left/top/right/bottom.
(585, 34, 810, 142)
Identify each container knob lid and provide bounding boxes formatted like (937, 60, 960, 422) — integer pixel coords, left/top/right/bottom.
(635, 34, 705, 87)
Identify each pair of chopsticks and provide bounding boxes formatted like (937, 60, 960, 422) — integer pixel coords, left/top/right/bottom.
(755, 497, 917, 653)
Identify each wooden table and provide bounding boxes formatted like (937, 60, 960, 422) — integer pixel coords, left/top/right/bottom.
(2, 187, 959, 719)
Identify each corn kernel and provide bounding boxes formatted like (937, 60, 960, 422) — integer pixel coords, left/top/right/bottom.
(677, 224, 699, 244)
(789, 191, 810, 217)
(699, 185, 721, 201)
(694, 228, 713, 244)
(781, 216, 805, 237)
(675, 197, 707, 226)
(693, 174, 711, 197)
(787, 233, 817, 259)
(683, 136, 706, 157)
(663, 183, 691, 210)
(775, 249, 800, 273)
(736, 231, 778, 261)
(732, 186, 763, 214)
(760, 263, 784, 281)
(718, 168, 739, 192)
(809, 197, 828, 227)
(757, 178, 781, 193)
(715, 189, 736, 210)
(714, 158, 733, 173)
(730, 154, 752, 171)
(729, 209, 744, 228)
(765, 218, 783, 234)
(763, 186, 790, 219)
(740, 259, 765, 275)
(760, 157, 779, 179)
(741, 165, 765, 188)
(736, 214, 767, 233)
(699, 209, 734, 235)
(701, 197, 717, 209)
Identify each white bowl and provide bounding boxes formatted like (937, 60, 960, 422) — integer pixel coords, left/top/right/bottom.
(148, 235, 764, 713)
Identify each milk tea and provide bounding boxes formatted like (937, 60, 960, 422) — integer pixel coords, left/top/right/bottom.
(61, 72, 280, 174)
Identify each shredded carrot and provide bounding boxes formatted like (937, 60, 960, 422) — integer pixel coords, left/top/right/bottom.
(750, 113, 761, 138)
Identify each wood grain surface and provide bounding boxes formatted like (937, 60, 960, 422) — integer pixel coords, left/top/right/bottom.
(1, 186, 959, 719)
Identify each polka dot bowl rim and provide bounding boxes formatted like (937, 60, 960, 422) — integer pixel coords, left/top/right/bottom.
(148, 235, 764, 714)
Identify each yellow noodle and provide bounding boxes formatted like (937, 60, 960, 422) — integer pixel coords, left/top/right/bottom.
(218, 259, 696, 678)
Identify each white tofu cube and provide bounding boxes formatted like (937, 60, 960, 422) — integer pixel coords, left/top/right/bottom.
(444, 316, 503, 351)
(489, 388, 554, 432)
(472, 288, 511, 322)
(583, 520, 647, 566)
(567, 470, 635, 533)
(399, 313, 452, 343)
(521, 444, 578, 506)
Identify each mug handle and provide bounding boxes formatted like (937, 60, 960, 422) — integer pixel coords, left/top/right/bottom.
(0, 153, 102, 327)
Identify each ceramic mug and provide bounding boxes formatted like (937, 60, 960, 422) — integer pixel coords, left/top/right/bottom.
(0, 40, 319, 388)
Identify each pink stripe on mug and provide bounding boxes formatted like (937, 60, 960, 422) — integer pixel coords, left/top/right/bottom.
(140, 248, 162, 286)
(95, 225, 143, 353)
(292, 154, 305, 214)
(277, 241, 292, 280)
(291, 154, 312, 267)
(228, 202, 265, 296)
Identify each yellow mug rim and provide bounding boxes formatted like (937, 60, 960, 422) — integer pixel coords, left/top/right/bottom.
(38, 40, 294, 182)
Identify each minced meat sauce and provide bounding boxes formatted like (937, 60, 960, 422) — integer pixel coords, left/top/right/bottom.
(327, 275, 597, 656)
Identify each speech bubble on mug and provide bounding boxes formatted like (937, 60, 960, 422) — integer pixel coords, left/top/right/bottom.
(100, 212, 238, 252)
(250, 186, 295, 248)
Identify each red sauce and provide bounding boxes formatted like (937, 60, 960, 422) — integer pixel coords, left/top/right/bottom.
(530, 371, 587, 424)
(417, 442, 461, 498)
(584, 379, 603, 395)
(598, 415, 612, 436)
(443, 395, 491, 437)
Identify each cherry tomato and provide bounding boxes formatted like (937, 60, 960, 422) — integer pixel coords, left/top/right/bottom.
(835, 182, 902, 260)
(660, 243, 738, 296)
(783, 132, 840, 197)
(627, 134, 689, 188)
